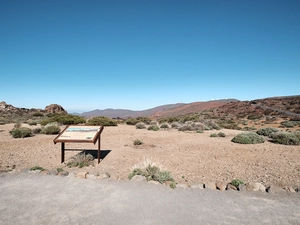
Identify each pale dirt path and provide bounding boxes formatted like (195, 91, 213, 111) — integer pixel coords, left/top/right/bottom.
(0, 172, 300, 225)
(0, 124, 300, 187)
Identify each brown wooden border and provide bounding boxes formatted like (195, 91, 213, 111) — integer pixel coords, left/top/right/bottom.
(53, 125, 104, 164)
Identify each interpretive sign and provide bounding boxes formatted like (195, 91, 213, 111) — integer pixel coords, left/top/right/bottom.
(54, 125, 104, 164)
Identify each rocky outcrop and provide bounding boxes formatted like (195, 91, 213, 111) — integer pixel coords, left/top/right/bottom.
(44, 104, 67, 114)
(0, 101, 67, 115)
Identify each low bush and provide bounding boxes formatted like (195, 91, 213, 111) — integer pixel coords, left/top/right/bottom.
(32, 128, 42, 134)
(148, 125, 159, 131)
(41, 114, 86, 126)
(41, 125, 61, 135)
(133, 139, 143, 146)
(135, 122, 146, 129)
(178, 124, 193, 131)
(30, 166, 45, 171)
(125, 118, 139, 125)
(10, 127, 32, 138)
(160, 123, 169, 129)
(32, 112, 44, 117)
(269, 131, 300, 145)
(87, 116, 117, 126)
(67, 153, 94, 168)
(231, 132, 265, 144)
(128, 163, 174, 184)
(210, 133, 218, 137)
(256, 127, 279, 137)
(28, 121, 37, 126)
(230, 179, 244, 188)
(171, 122, 182, 129)
(218, 132, 226, 137)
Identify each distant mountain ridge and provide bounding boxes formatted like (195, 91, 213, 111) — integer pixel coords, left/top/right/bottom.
(76, 99, 238, 119)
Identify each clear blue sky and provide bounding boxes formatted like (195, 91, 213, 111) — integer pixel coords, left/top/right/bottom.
(1, 0, 299, 112)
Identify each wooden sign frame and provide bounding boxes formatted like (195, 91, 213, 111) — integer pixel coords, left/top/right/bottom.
(53, 125, 104, 164)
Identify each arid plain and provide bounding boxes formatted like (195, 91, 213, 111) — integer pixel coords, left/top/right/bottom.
(1, 123, 299, 188)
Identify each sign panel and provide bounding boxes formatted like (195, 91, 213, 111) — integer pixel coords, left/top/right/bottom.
(54, 125, 103, 144)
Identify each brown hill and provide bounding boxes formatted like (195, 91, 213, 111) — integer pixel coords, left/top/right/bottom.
(210, 95, 300, 119)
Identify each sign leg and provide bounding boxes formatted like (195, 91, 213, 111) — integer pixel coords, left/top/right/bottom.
(61, 142, 65, 163)
(98, 135, 101, 164)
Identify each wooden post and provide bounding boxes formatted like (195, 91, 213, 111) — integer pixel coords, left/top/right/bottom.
(98, 133, 101, 164)
(61, 142, 65, 163)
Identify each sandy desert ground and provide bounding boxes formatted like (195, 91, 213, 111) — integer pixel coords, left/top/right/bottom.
(0, 123, 299, 188)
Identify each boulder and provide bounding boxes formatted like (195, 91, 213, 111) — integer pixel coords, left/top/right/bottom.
(227, 184, 237, 191)
(283, 186, 296, 193)
(266, 185, 286, 194)
(44, 104, 67, 114)
(131, 175, 146, 182)
(191, 184, 204, 189)
(204, 182, 216, 190)
(58, 171, 69, 177)
(216, 181, 227, 191)
(176, 183, 189, 189)
(75, 172, 89, 179)
(247, 183, 266, 192)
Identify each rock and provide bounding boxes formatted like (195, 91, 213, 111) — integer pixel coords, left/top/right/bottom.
(266, 185, 286, 194)
(191, 184, 204, 189)
(47, 170, 58, 176)
(44, 104, 67, 114)
(58, 171, 69, 177)
(295, 188, 300, 193)
(216, 181, 227, 191)
(29, 170, 41, 174)
(130, 175, 146, 182)
(227, 184, 237, 191)
(86, 174, 97, 180)
(283, 186, 296, 193)
(97, 174, 109, 180)
(204, 182, 216, 190)
(147, 180, 160, 185)
(247, 183, 266, 192)
(75, 172, 89, 179)
(238, 184, 247, 192)
(40, 170, 48, 175)
(176, 183, 189, 189)
(21, 169, 29, 173)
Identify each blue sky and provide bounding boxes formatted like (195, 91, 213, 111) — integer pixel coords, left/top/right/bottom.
(1, 0, 299, 112)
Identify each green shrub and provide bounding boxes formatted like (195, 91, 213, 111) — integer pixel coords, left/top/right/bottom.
(28, 121, 37, 126)
(218, 132, 226, 137)
(242, 126, 256, 131)
(30, 166, 45, 171)
(32, 128, 42, 134)
(87, 116, 117, 126)
(67, 153, 94, 168)
(270, 131, 300, 145)
(280, 121, 297, 128)
(125, 118, 139, 125)
(160, 123, 169, 129)
(169, 182, 177, 189)
(247, 114, 261, 120)
(10, 127, 32, 138)
(210, 133, 218, 137)
(256, 127, 279, 137)
(32, 112, 44, 117)
(41, 125, 61, 135)
(148, 125, 159, 131)
(14, 123, 22, 128)
(41, 114, 86, 126)
(171, 122, 182, 129)
(57, 168, 64, 173)
(196, 130, 203, 133)
(136, 117, 151, 125)
(128, 164, 174, 184)
(133, 139, 143, 146)
(231, 132, 265, 144)
(178, 124, 193, 131)
(230, 179, 244, 188)
(135, 122, 146, 129)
